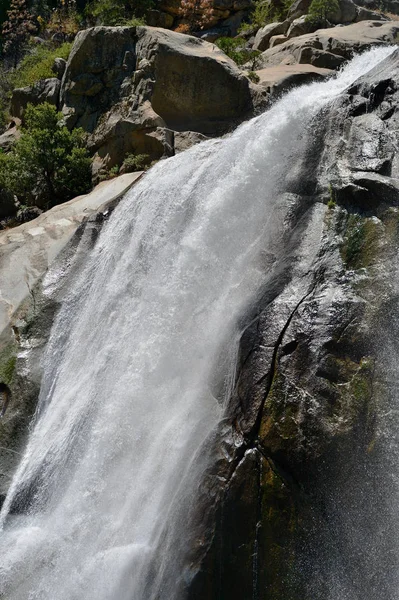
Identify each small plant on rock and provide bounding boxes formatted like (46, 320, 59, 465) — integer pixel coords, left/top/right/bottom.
(215, 37, 260, 67)
(247, 70, 260, 83)
(122, 153, 150, 172)
(85, 0, 152, 26)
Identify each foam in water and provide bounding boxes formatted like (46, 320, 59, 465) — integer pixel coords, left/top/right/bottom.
(0, 46, 394, 600)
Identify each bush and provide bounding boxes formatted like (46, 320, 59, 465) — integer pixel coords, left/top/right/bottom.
(11, 42, 72, 88)
(0, 102, 92, 208)
(122, 153, 150, 172)
(306, 0, 339, 24)
(247, 70, 260, 83)
(215, 37, 260, 67)
(45, 0, 82, 37)
(84, 0, 152, 25)
(239, 0, 295, 31)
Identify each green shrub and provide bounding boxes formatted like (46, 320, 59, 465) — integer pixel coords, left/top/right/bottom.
(239, 0, 294, 31)
(244, 0, 273, 29)
(122, 153, 150, 172)
(215, 37, 260, 67)
(0, 102, 92, 208)
(124, 15, 146, 25)
(306, 0, 339, 24)
(85, 0, 152, 25)
(11, 42, 72, 88)
(247, 70, 260, 83)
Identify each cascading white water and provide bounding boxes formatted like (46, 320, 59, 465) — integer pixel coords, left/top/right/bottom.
(0, 46, 394, 600)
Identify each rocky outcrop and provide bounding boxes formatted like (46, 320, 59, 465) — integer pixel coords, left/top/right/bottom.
(254, 20, 399, 68)
(52, 57, 67, 79)
(253, 21, 290, 51)
(11, 78, 61, 119)
(56, 26, 254, 172)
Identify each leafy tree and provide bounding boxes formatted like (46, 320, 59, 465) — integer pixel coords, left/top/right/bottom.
(306, 0, 339, 24)
(0, 103, 92, 208)
(1, 0, 36, 67)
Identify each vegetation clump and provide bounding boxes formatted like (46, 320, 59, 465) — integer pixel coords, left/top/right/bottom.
(306, 0, 339, 25)
(239, 0, 294, 32)
(215, 37, 260, 67)
(0, 102, 91, 209)
(11, 41, 71, 87)
(84, 0, 152, 26)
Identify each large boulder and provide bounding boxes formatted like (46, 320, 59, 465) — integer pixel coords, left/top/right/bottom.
(255, 63, 333, 95)
(288, 0, 312, 19)
(255, 20, 399, 69)
(137, 27, 252, 130)
(51, 57, 67, 79)
(286, 15, 319, 38)
(59, 26, 253, 170)
(253, 20, 290, 51)
(11, 78, 60, 119)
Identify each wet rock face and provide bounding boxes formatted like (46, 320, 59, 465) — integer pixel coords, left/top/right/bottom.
(183, 48, 399, 600)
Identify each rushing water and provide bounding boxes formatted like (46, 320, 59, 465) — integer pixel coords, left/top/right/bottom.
(0, 46, 395, 600)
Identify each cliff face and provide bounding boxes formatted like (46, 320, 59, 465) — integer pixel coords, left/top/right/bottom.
(182, 48, 399, 600)
(1, 46, 399, 600)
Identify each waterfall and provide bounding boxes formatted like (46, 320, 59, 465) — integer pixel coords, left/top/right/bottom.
(0, 46, 394, 600)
